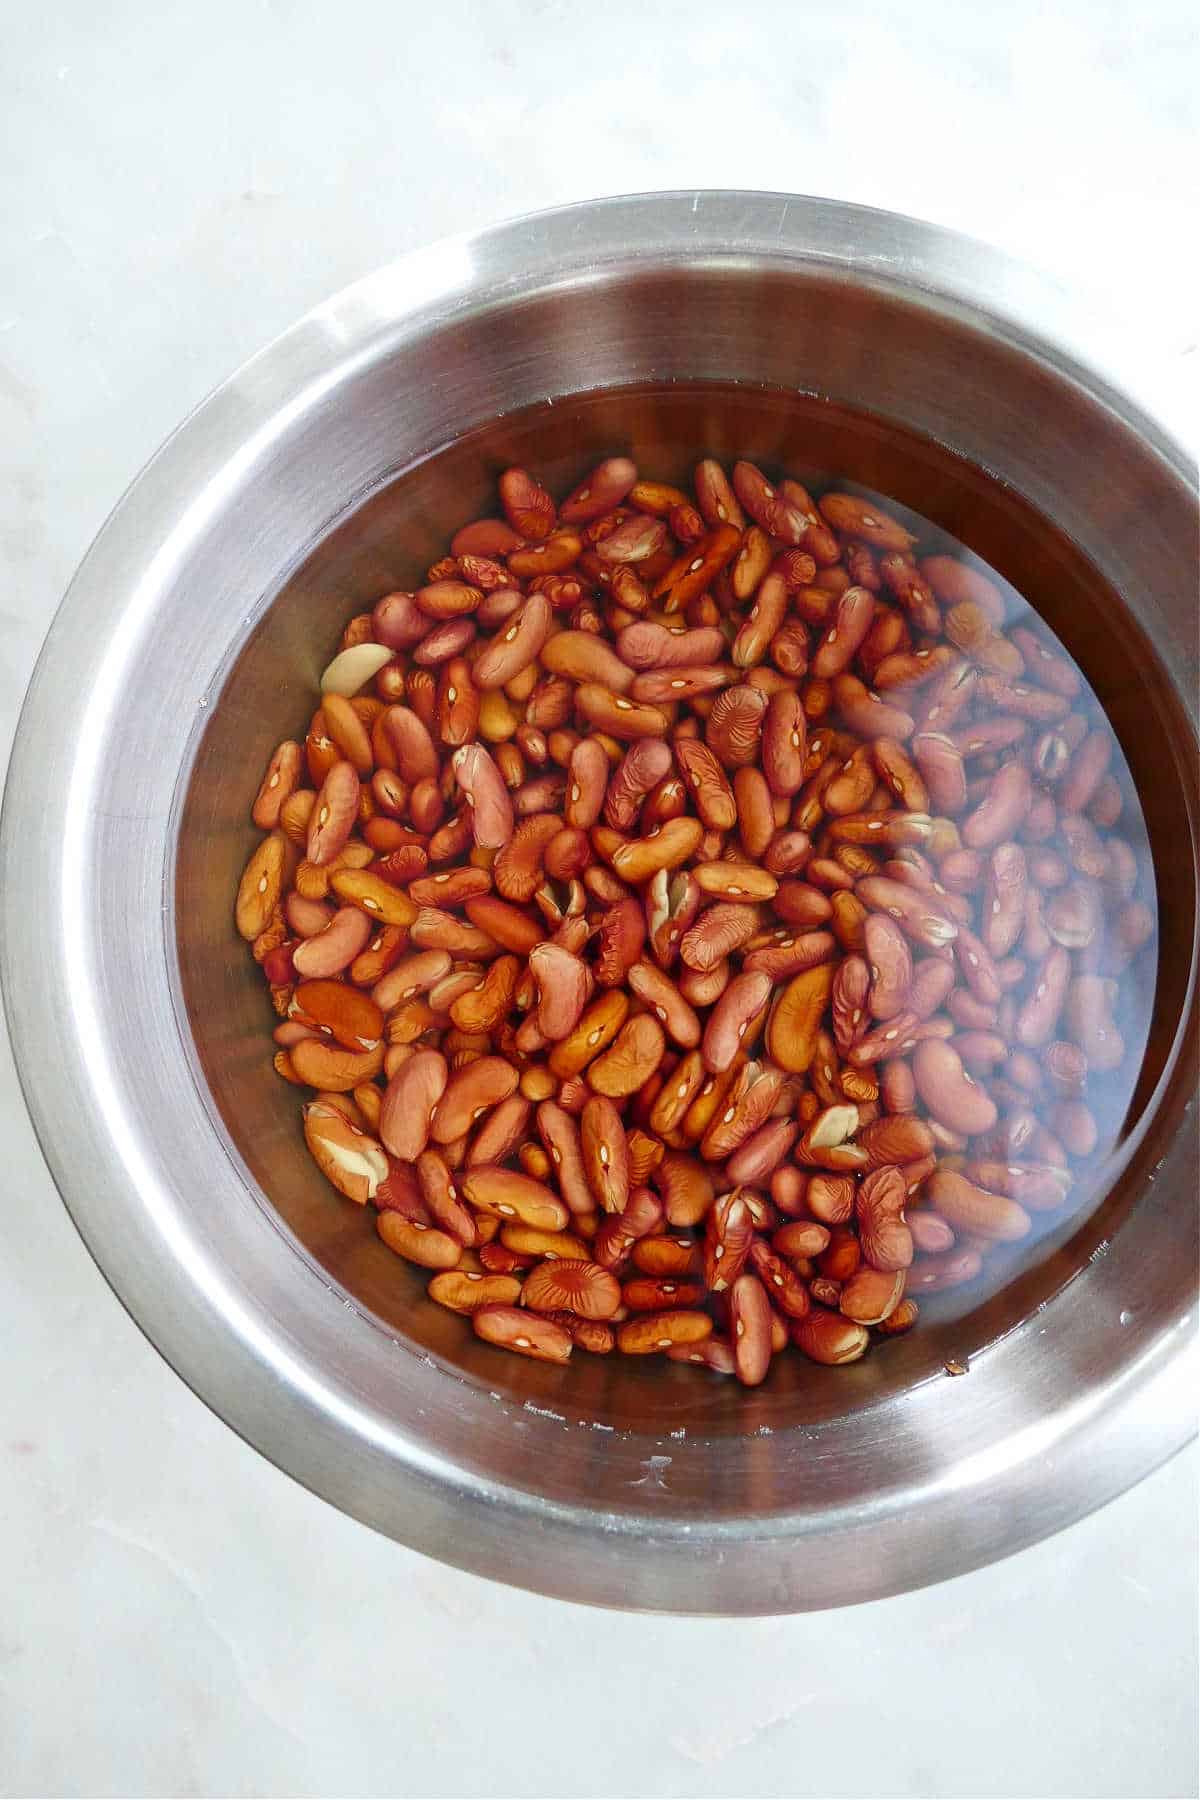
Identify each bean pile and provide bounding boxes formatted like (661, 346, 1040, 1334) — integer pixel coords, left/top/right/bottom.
(235, 455, 1156, 1383)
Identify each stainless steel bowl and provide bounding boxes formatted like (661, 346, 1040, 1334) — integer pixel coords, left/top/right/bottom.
(4, 193, 1197, 1615)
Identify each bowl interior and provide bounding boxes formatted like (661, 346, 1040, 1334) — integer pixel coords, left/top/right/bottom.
(175, 375, 1197, 1444)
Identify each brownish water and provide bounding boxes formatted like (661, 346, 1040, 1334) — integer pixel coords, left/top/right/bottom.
(181, 377, 1182, 1423)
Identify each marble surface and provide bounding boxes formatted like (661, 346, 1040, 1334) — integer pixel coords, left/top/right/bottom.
(2, 3, 1196, 1795)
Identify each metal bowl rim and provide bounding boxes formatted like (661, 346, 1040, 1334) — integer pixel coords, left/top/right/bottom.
(3, 190, 1196, 1614)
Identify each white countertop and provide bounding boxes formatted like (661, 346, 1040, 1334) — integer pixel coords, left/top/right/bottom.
(2, 4, 1196, 1796)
